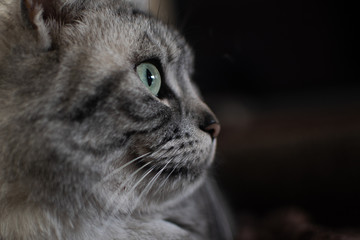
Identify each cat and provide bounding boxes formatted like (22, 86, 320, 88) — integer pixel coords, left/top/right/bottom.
(0, 0, 232, 239)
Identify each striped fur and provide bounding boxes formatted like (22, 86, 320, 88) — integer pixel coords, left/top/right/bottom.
(0, 0, 233, 239)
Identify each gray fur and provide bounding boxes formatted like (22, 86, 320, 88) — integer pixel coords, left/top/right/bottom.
(0, 0, 233, 239)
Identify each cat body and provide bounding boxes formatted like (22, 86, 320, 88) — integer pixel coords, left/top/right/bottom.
(0, 0, 231, 239)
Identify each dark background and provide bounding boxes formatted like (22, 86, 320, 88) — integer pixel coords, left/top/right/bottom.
(174, 0, 359, 234)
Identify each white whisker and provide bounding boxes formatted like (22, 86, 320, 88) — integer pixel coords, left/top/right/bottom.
(97, 159, 156, 235)
(153, 161, 180, 196)
(101, 152, 152, 183)
(105, 160, 154, 210)
(89, 152, 152, 195)
(93, 146, 176, 233)
(71, 152, 153, 221)
(125, 160, 170, 220)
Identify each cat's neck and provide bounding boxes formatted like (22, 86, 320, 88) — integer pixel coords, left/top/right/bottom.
(0, 195, 196, 240)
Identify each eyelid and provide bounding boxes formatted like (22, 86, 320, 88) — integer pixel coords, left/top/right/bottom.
(136, 58, 162, 69)
(136, 58, 164, 79)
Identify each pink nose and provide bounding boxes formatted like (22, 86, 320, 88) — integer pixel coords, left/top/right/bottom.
(204, 122, 221, 139)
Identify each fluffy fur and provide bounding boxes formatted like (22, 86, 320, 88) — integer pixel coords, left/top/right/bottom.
(0, 0, 232, 239)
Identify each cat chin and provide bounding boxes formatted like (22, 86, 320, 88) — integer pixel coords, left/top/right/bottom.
(116, 170, 209, 215)
(97, 157, 212, 215)
(139, 172, 209, 213)
(127, 143, 216, 203)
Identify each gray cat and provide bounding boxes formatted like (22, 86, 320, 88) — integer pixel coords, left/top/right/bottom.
(0, 0, 232, 239)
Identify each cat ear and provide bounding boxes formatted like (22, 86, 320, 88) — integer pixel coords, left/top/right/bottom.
(20, 0, 58, 49)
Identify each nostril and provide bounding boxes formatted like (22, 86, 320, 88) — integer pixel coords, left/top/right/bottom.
(199, 111, 221, 139)
(204, 122, 221, 139)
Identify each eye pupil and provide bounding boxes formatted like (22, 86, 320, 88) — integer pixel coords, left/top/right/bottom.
(146, 69, 154, 86)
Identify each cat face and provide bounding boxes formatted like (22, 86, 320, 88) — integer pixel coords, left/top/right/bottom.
(0, 0, 220, 214)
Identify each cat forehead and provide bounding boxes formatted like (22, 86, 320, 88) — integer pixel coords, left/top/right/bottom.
(60, 7, 192, 66)
(57, 4, 195, 97)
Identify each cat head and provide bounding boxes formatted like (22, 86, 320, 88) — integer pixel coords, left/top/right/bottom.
(0, 0, 220, 215)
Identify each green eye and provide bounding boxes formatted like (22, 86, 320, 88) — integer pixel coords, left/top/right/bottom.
(136, 63, 162, 96)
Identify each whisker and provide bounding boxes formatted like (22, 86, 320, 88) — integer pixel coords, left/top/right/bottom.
(128, 146, 185, 217)
(97, 159, 156, 235)
(152, 161, 179, 196)
(100, 152, 152, 184)
(141, 157, 173, 195)
(109, 163, 159, 221)
(88, 152, 152, 199)
(125, 159, 172, 219)
(98, 147, 167, 208)
(105, 160, 154, 209)
(96, 147, 169, 222)
(126, 162, 157, 198)
(70, 152, 153, 221)
(151, 142, 188, 198)
(120, 147, 175, 218)
(92, 146, 173, 232)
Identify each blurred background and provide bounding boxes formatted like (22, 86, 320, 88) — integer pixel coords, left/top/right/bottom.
(170, 0, 359, 237)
